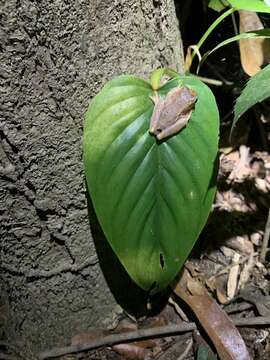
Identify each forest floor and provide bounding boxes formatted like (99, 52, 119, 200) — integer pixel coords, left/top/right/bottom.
(2, 4, 269, 360)
(72, 8, 270, 359)
(72, 139, 270, 360)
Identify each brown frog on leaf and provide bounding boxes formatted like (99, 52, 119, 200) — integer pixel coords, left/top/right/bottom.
(149, 86, 197, 140)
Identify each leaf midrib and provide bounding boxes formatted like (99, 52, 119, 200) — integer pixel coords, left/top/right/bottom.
(154, 142, 165, 257)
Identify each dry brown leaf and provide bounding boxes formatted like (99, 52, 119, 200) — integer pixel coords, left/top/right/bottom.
(184, 45, 202, 72)
(221, 246, 236, 258)
(112, 343, 152, 359)
(220, 146, 234, 155)
(228, 145, 250, 182)
(255, 178, 269, 193)
(127, 338, 159, 351)
(206, 274, 229, 304)
(250, 232, 263, 246)
(215, 190, 254, 213)
(239, 10, 270, 76)
(71, 329, 107, 345)
(225, 150, 240, 163)
(168, 296, 189, 321)
(114, 319, 138, 333)
(239, 253, 254, 288)
(71, 324, 158, 359)
(184, 46, 193, 73)
(227, 253, 240, 300)
(184, 261, 200, 277)
(215, 276, 230, 305)
(216, 287, 230, 305)
(226, 236, 254, 255)
(141, 316, 167, 329)
(255, 260, 266, 271)
(174, 270, 251, 360)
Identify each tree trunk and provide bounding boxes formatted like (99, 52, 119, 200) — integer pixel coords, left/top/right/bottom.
(0, 0, 184, 355)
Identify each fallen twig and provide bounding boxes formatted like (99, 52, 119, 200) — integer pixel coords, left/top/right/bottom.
(196, 76, 224, 86)
(39, 323, 196, 359)
(39, 316, 270, 359)
(207, 252, 258, 282)
(177, 339, 193, 360)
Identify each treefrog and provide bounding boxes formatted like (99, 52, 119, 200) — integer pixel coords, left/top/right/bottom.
(149, 86, 197, 140)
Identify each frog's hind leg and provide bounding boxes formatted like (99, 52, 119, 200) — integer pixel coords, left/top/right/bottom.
(156, 110, 193, 140)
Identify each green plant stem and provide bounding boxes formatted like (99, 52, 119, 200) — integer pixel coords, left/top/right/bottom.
(190, 7, 236, 68)
(150, 68, 180, 90)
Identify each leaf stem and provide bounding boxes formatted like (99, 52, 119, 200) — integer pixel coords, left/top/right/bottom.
(150, 68, 179, 90)
(190, 7, 236, 67)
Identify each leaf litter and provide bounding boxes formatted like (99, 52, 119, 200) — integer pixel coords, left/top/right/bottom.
(63, 138, 270, 360)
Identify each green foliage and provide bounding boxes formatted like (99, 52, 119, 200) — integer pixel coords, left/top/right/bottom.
(192, 1, 270, 70)
(209, 0, 270, 12)
(197, 345, 218, 360)
(232, 63, 270, 132)
(208, 0, 228, 12)
(199, 29, 270, 70)
(229, 0, 270, 12)
(83, 73, 219, 293)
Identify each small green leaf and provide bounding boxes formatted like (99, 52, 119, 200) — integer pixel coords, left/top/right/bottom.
(232, 63, 270, 133)
(197, 345, 218, 360)
(208, 0, 229, 12)
(83, 73, 219, 293)
(228, 0, 270, 12)
(199, 29, 270, 70)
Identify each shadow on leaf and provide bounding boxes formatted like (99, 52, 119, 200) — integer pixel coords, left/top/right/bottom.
(86, 187, 170, 318)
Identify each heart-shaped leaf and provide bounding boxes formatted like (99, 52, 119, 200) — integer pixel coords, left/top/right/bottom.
(83, 74, 219, 293)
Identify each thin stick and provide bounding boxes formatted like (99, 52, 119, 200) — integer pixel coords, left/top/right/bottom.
(39, 316, 270, 359)
(260, 208, 270, 262)
(38, 323, 196, 359)
(177, 339, 193, 360)
(234, 316, 270, 326)
(207, 252, 258, 282)
(196, 76, 224, 86)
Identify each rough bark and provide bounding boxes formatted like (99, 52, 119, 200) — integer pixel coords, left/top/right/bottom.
(0, 0, 184, 354)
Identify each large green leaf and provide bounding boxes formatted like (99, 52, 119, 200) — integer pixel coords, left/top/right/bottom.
(232, 63, 270, 133)
(83, 74, 219, 293)
(208, 0, 229, 12)
(209, 0, 270, 12)
(228, 0, 270, 12)
(198, 29, 270, 70)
